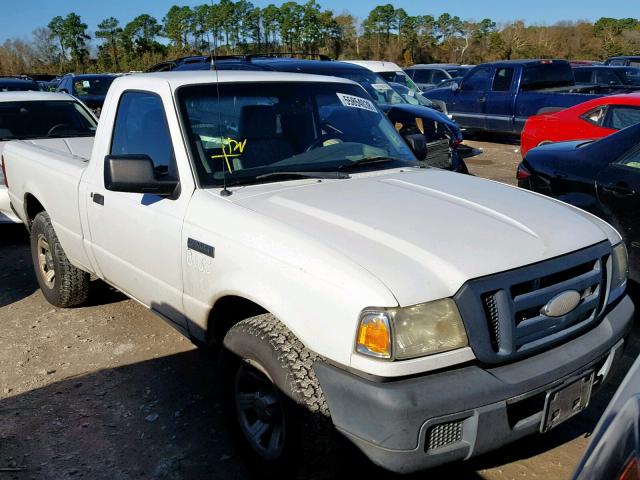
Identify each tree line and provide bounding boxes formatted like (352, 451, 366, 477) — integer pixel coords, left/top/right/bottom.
(1, 1, 639, 75)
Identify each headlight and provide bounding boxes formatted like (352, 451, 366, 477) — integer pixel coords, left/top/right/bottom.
(356, 299, 468, 361)
(611, 242, 628, 295)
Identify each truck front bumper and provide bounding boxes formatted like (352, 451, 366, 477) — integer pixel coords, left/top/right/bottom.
(314, 294, 634, 474)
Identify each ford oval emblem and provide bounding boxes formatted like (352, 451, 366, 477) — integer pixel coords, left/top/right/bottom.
(540, 290, 581, 317)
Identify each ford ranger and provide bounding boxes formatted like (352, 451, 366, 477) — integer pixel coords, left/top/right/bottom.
(2, 71, 634, 477)
(424, 59, 611, 134)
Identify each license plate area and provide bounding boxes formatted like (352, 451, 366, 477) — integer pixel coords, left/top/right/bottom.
(540, 371, 594, 433)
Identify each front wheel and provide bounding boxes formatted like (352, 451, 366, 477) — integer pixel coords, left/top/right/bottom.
(30, 211, 90, 307)
(220, 314, 339, 479)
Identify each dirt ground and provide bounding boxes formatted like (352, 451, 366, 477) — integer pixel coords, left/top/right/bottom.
(1, 137, 638, 480)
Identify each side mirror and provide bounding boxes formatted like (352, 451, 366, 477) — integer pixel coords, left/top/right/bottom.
(403, 133, 427, 161)
(451, 82, 460, 92)
(104, 154, 178, 195)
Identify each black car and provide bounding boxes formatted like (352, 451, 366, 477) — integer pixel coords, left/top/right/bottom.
(0, 78, 41, 92)
(518, 123, 640, 280)
(56, 74, 117, 115)
(573, 351, 640, 480)
(573, 65, 640, 89)
(170, 55, 468, 172)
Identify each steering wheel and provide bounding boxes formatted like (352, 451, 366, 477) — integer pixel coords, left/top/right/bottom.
(305, 133, 345, 152)
(47, 123, 71, 136)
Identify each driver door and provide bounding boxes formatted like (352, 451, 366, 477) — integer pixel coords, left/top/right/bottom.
(83, 90, 191, 328)
(596, 146, 640, 278)
(450, 66, 491, 130)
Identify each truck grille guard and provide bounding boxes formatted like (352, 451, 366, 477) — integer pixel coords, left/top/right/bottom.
(454, 241, 611, 364)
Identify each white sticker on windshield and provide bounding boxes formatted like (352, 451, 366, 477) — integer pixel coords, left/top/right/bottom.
(82, 80, 90, 88)
(371, 83, 392, 91)
(336, 93, 377, 113)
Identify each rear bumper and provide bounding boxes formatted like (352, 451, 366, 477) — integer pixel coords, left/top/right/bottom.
(314, 294, 634, 474)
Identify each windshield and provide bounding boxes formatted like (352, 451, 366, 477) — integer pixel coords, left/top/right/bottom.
(322, 69, 407, 106)
(72, 76, 115, 96)
(389, 83, 435, 108)
(378, 71, 421, 93)
(0, 100, 97, 140)
(177, 82, 417, 187)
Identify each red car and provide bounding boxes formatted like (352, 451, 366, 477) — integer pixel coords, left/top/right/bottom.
(520, 92, 640, 157)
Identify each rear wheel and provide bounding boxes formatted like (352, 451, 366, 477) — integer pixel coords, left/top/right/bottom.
(220, 314, 338, 479)
(30, 211, 90, 307)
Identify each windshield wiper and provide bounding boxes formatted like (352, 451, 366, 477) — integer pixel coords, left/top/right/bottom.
(338, 156, 419, 171)
(254, 171, 350, 181)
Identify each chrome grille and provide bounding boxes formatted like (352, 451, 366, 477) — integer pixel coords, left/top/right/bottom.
(426, 421, 463, 451)
(455, 242, 610, 364)
(425, 139, 452, 169)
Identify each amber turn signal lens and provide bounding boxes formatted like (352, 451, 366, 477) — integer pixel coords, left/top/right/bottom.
(356, 313, 391, 359)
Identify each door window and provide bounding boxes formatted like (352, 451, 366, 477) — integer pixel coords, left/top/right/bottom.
(461, 67, 491, 91)
(603, 106, 640, 130)
(110, 92, 177, 178)
(573, 69, 593, 83)
(411, 69, 432, 83)
(492, 68, 514, 91)
(431, 70, 448, 84)
(581, 106, 607, 126)
(617, 146, 640, 170)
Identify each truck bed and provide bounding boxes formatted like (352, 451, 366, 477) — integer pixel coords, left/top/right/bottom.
(3, 138, 94, 270)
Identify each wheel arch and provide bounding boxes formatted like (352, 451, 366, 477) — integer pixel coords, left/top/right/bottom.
(206, 294, 268, 346)
(23, 193, 46, 229)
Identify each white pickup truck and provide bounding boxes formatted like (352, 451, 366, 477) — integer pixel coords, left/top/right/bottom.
(3, 71, 634, 477)
(0, 92, 96, 223)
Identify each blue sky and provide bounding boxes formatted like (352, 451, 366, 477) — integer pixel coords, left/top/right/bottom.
(1, 0, 637, 41)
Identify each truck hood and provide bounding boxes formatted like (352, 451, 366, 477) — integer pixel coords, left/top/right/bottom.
(230, 169, 610, 306)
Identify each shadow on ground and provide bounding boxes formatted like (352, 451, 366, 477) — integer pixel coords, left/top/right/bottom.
(2, 319, 638, 480)
(0, 224, 37, 307)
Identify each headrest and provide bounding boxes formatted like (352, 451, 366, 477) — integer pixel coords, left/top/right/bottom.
(239, 105, 278, 139)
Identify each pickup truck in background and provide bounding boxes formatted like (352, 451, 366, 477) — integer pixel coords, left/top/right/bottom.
(0, 91, 97, 223)
(424, 59, 611, 134)
(3, 71, 634, 477)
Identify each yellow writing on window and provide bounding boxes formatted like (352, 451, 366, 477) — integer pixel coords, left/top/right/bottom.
(211, 138, 248, 173)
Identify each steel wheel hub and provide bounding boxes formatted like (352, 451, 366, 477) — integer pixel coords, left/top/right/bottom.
(234, 362, 286, 460)
(37, 235, 55, 289)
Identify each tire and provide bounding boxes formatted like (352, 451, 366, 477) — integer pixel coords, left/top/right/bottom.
(30, 211, 90, 307)
(220, 314, 338, 479)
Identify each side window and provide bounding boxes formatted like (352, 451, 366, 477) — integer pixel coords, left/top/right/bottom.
(461, 67, 491, 91)
(411, 69, 431, 83)
(596, 70, 621, 85)
(603, 106, 640, 130)
(617, 146, 640, 170)
(492, 68, 514, 91)
(608, 60, 625, 66)
(110, 92, 177, 178)
(581, 106, 607, 126)
(573, 70, 592, 83)
(431, 70, 448, 84)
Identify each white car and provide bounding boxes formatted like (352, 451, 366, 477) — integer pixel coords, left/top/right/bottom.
(3, 71, 633, 477)
(343, 59, 423, 93)
(0, 91, 96, 223)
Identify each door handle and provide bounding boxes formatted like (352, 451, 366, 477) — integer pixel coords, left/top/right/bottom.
(601, 183, 635, 198)
(553, 171, 568, 179)
(478, 96, 486, 103)
(91, 192, 104, 205)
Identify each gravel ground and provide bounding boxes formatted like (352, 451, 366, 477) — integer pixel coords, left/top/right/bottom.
(0, 137, 637, 479)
